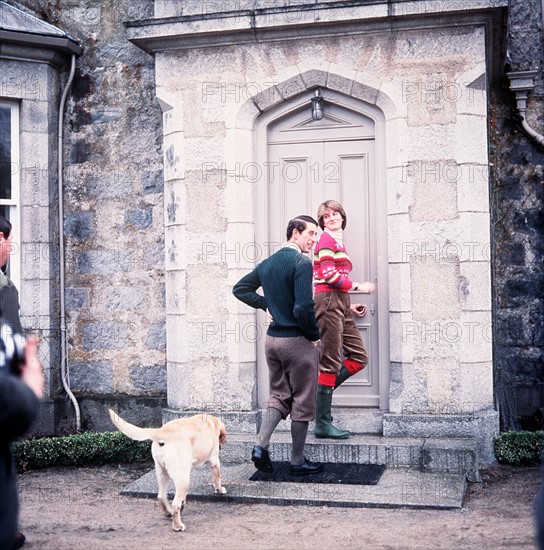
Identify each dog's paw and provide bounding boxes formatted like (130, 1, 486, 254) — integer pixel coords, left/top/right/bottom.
(172, 522, 186, 532)
(216, 486, 227, 495)
(158, 500, 172, 516)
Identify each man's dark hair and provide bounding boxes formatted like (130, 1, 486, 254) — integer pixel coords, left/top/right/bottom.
(286, 215, 318, 240)
(0, 215, 12, 239)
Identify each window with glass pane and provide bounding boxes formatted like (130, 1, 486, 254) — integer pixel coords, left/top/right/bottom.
(0, 105, 12, 202)
(0, 101, 20, 285)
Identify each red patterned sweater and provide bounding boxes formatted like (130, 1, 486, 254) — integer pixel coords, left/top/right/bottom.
(313, 231, 354, 293)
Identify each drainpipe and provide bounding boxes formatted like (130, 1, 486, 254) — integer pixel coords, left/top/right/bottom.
(58, 54, 81, 432)
(507, 70, 544, 150)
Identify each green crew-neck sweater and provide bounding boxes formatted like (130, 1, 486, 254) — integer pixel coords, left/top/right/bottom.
(233, 247, 320, 341)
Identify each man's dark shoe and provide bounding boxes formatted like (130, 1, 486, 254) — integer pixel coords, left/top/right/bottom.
(13, 531, 25, 549)
(251, 445, 274, 473)
(289, 459, 323, 475)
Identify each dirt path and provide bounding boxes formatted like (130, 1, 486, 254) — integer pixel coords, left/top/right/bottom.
(17, 461, 541, 549)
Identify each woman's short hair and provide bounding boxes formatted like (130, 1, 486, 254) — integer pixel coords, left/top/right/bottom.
(286, 215, 318, 240)
(316, 200, 347, 230)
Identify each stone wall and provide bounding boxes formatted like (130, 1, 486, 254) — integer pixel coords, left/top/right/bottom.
(491, 0, 544, 430)
(10, 0, 543, 438)
(506, 0, 544, 93)
(15, 0, 166, 427)
(490, 94, 544, 430)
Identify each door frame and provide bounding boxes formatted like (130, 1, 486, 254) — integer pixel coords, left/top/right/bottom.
(253, 88, 390, 411)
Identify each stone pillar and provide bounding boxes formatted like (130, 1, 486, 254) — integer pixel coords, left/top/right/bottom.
(384, 57, 499, 463)
(157, 65, 257, 430)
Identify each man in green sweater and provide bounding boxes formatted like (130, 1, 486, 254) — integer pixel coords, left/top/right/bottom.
(233, 215, 323, 475)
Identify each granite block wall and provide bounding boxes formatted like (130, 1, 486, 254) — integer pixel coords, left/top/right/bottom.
(8, 0, 543, 435)
(15, 0, 166, 406)
(490, 0, 544, 429)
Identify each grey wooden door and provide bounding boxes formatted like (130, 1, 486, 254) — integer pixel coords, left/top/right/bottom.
(256, 101, 384, 408)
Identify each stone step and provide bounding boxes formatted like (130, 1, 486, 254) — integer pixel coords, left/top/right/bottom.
(161, 408, 498, 467)
(223, 433, 479, 478)
(122, 463, 467, 510)
(162, 408, 384, 435)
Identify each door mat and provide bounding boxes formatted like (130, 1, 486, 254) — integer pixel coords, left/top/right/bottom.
(249, 462, 386, 485)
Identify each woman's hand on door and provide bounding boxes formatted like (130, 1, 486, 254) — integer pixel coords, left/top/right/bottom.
(350, 304, 366, 317)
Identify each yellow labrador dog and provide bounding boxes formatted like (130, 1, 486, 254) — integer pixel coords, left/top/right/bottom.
(108, 409, 227, 532)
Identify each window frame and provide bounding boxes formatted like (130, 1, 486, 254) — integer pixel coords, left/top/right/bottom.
(0, 99, 21, 289)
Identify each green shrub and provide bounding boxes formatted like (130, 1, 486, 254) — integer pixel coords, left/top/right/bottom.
(12, 431, 151, 472)
(494, 430, 544, 466)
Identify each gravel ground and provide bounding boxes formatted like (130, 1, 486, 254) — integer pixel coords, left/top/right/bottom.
(16, 461, 542, 550)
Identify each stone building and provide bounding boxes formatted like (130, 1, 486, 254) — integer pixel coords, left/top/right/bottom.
(1, 0, 542, 469)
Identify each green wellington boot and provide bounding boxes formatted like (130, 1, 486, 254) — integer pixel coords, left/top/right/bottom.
(314, 385, 351, 439)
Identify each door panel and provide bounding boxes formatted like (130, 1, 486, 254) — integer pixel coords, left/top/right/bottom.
(257, 103, 382, 408)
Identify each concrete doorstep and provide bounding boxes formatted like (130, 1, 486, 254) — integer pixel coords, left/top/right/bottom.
(121, 432, 470, 510)
(121, 462, 466, 510)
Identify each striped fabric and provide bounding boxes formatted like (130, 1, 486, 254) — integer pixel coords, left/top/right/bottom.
(313, 231, 353, 293)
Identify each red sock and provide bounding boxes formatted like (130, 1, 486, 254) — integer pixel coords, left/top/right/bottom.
(344, 358, 364, 375)
(318, 372, 337, 387)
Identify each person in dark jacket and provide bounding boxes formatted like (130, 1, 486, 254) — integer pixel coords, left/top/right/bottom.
(0, 214, 44, 549)
(0, 337, 43, 549)
(233, 215, 322, 476)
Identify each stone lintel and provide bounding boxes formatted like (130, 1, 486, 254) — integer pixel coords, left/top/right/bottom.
(125, 0, 507, 86)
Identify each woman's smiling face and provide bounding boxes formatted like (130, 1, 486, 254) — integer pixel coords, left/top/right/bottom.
(322, 209, 343, 232)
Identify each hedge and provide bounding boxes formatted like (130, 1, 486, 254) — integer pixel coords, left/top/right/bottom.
(494, 430, 544, 466)
(10, 428, 544, 472)
(12, 431, 151, 472)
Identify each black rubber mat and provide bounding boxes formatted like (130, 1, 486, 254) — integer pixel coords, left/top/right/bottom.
(249, 462, 386, 485)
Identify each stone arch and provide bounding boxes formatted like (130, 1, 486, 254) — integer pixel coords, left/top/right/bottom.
(234, 67, 397, 131)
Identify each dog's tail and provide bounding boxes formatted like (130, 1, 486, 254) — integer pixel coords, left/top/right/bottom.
(108, 408, 157, 442)
(219, 421, 227, 445)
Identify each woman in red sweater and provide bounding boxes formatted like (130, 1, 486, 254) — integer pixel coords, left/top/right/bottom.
(313, 200, 374, 439)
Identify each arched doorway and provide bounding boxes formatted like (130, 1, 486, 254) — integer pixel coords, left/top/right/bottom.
(254, 89, 390, 415)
